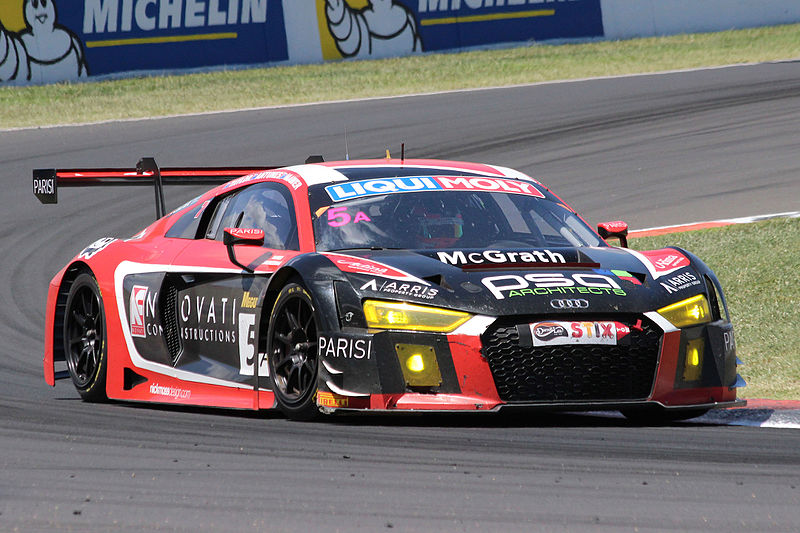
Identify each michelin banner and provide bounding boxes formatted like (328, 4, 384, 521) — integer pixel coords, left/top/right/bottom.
(304, 0, 603, 61)
(0, 0, 602, 85)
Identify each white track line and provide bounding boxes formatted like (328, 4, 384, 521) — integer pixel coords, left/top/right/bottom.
(631, 211, 800, 235)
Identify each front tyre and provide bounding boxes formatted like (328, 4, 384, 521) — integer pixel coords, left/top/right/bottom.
(63, 273, 108, 401)
(266, 282, 320, 420)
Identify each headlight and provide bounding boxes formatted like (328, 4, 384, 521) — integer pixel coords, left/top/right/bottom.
(363, 300, 472, 332)
(657, 294, 712, 328)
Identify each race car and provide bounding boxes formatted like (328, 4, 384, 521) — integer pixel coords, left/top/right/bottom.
(34, 157, 745, 421)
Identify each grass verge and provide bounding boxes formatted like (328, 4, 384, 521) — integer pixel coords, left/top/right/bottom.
(632, 217, 800, 400)
(2, 24, 800, 129)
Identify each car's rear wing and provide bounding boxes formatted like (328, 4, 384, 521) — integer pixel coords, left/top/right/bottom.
(33, 157, 280, 219)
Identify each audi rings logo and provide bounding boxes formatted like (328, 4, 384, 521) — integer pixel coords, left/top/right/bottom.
(550, 298, 589, 310)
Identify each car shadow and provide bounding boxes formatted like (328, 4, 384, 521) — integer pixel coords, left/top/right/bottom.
(53, 394, 732, 428)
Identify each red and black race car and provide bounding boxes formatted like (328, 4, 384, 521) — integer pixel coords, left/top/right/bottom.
(34, 157, 745, 420)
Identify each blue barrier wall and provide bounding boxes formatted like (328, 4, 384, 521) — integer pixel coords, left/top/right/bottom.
(414, 0, 603, 52)
(0, 0, 603, 85)
(71, 0, 288, 76)
(4, 0, 799, 86)
(311, 1, 603, 61)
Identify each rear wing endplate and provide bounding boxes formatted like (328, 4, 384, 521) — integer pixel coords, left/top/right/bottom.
(33, 157, 279, 219)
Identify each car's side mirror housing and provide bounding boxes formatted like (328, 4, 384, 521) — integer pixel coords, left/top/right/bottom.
(597, 221, 629, 248)
(223, 227, 264, 272)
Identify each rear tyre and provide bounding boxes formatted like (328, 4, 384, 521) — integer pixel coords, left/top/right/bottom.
(266, 282, 319, 421)
(63, 273, 108, 401)
(620, 406, 709, 424)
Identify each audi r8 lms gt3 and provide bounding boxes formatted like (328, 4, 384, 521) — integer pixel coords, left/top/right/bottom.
(34, 157, 745, 421)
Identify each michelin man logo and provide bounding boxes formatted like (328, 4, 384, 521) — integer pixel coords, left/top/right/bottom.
(0, 0, 89, 84)
(325, 0, 422, 59)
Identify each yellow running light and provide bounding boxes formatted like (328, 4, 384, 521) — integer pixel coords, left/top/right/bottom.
(363, 300, 472, 332)
(406, 354, 426, 373)
(683, 338, 705, 382)
(395, 344, 442, 387)
(657, 294, 712, 328)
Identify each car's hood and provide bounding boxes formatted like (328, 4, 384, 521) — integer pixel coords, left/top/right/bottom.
(327, 246, 706, 316)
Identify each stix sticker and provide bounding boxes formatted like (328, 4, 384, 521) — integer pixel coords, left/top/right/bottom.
(530, 321, 630, 347)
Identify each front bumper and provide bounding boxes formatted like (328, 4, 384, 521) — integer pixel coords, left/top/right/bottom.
(315, 312, 744, 413)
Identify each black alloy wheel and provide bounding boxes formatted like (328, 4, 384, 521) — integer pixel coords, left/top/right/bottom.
(267, 282, 319, 420)
(63, 273, 108, 401)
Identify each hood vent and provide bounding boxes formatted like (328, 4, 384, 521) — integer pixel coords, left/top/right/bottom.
(422, 274, 454, 292)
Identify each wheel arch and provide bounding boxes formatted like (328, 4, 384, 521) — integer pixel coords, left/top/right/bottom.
(255, 254, 348, 418)
(260, 253, 347, 334)
(61, 267, 110, 401)
(51, 261, 96, 374)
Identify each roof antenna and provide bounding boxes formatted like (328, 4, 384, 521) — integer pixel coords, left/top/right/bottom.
(401, 143, 405, 163)
(344, 125, 349, 161)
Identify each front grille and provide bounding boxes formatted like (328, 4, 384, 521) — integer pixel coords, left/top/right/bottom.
(481, 315, 661, 403)
(160, 282, 181, 366)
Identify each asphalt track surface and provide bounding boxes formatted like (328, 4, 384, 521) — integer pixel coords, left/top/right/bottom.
(2, 61, 800, 532)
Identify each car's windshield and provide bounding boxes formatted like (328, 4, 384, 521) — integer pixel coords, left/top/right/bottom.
(313, 190, 603, 251)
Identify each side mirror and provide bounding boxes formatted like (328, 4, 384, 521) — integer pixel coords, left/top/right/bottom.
(223, 227, 264, 272)
(597, 221, 629, 248)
